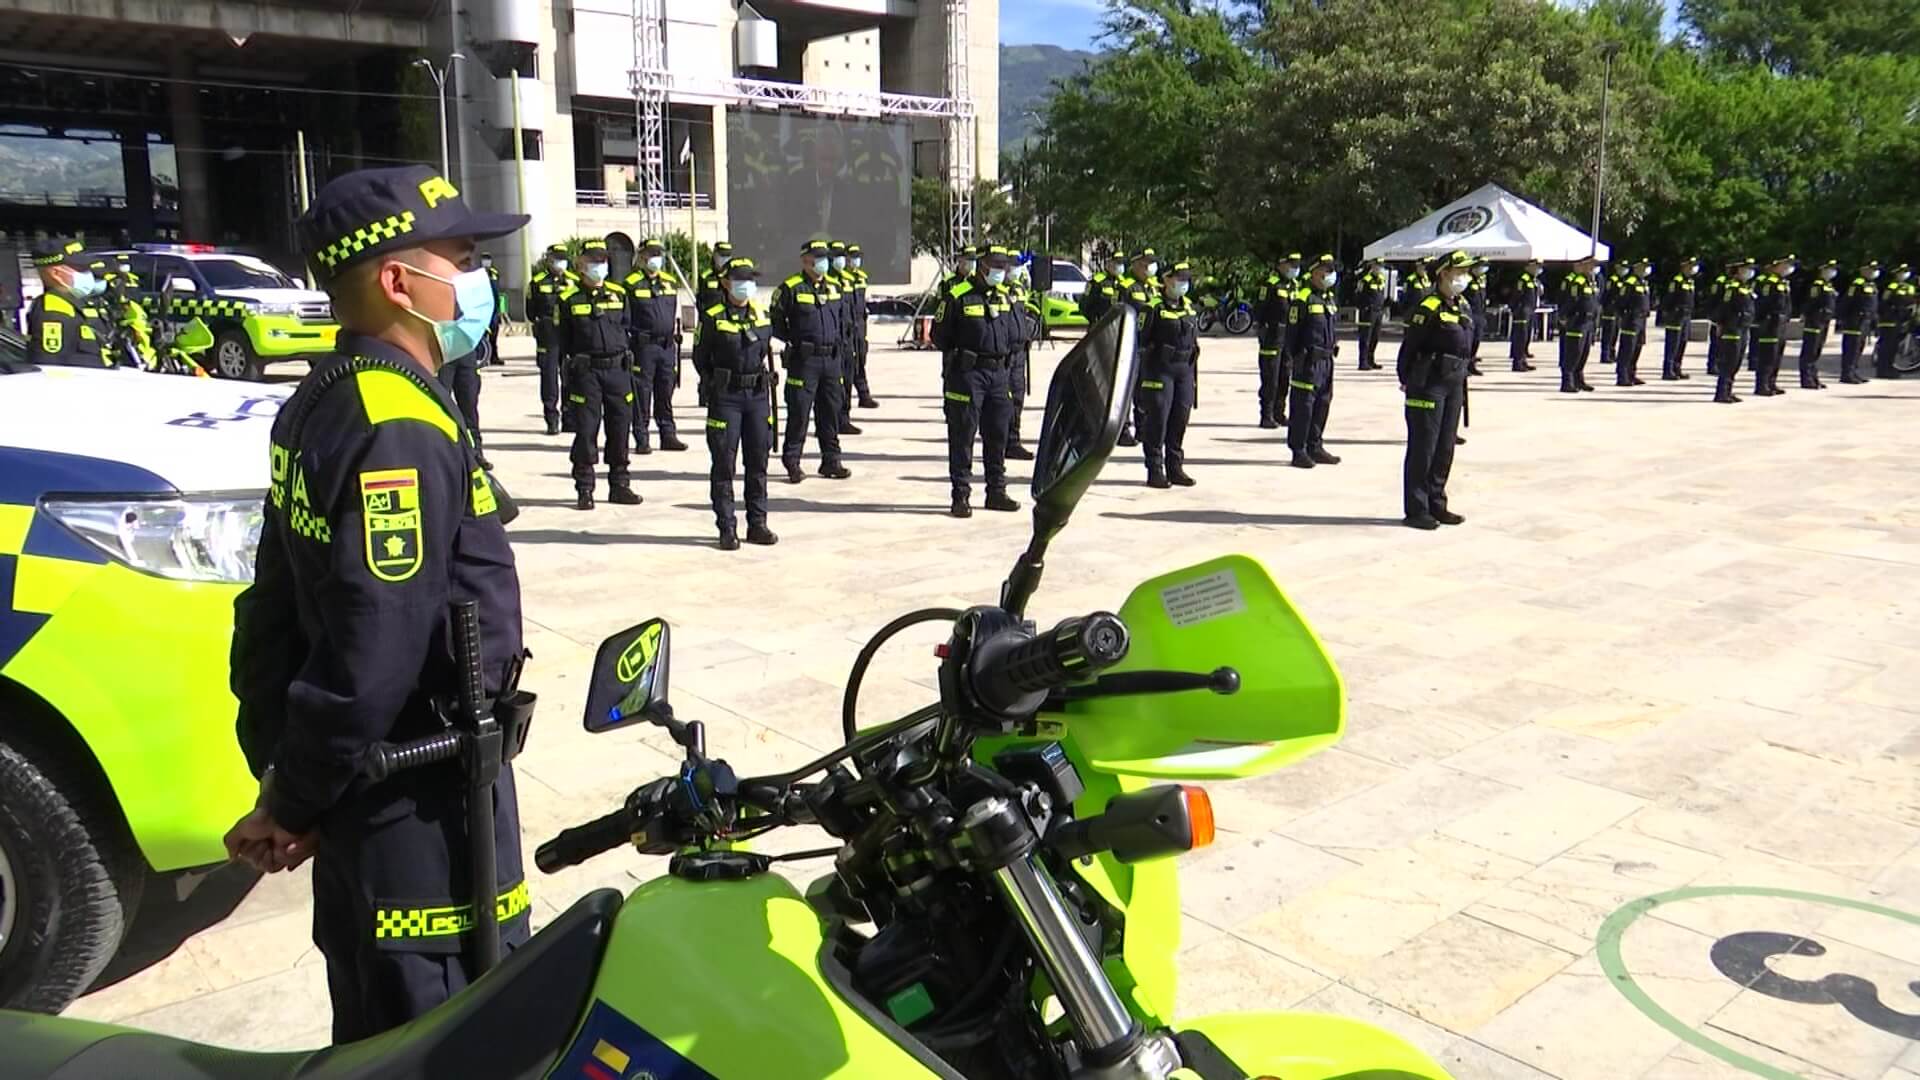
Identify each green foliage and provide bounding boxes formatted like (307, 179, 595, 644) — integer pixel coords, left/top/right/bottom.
(911, 177, 1026, 257)
(1678, 0, 1920, 75)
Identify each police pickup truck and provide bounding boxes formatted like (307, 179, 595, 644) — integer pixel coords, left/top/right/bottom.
(105, 244, 338, 381)
(0, 327, 285, 1012)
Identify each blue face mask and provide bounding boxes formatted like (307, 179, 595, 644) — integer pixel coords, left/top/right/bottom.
(729, 279, 757, 302)
(1169, 280, 1190, 299)
(645, 255, 664, 272)
(67, 271, 100, 298)
(851, 257, 862, 269)
(400, 264, 496, 365)
(986, 268, 1007, 287)
(585, 262, 610, 284)
(832, 256, 848, 272)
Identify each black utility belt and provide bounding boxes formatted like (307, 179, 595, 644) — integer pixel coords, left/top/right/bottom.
(570, 353, 627, 368)
(787, 342, 837, 357)
(633, 334, 674, 348)
(708, 369, 770, 391)
(952, 350, 1008, 370)
(1148, 348, 1197, 365)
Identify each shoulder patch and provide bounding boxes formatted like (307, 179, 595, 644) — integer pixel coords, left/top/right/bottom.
(41, 293, 76, 316)
(360, 468, 424, 583)
(355, 368, 458, 441)
(783, 274, 804, 287)
(1420, 295, 1443, 310)
(703, 303, 725, 317)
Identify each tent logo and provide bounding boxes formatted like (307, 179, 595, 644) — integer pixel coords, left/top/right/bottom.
(1437, 206, 1494, 237)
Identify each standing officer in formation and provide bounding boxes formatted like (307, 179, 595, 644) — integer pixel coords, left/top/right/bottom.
(625, 237, 687, 455)
(1464, 261, 1489, 376)
(226, 165, 528, 1041)
(1875, 263, 1914, 379)
(1558, 256, 1600, 393)
(846, 243, 880, 409)
(1798, 259, 1839, 389)
(1002, 258, 1039, 460)
(1713, 256, 1757, 404)
(1838, 260, 1879, 384)
(826, 240, 864, 435)
(1705, 263, 1730, 376)
(932, 244, 1021, 518)
(1398, 251, 1476, 531)
(558, 239, 640, 507)
(943, 244, 980, 294)
(1286, 254, 1342, 470)
(1508, 259, 1543, 372)
(1080, 249, 1124, 324)
(1117, 248, 1162, 446)
(1137, 261, 1202, 488)
(1254, 252, 1300, 428)
(1612, 259, 1651, 387)
(1354, 258, 1388, 371)
(697, 241, 733, 311)
(526, 244, 571, 433)
(26, 239, 114, 367)
(771, 239, 852, 484)
(1597, 261, 1621, 367)
(1400, 260, 1432, 311)
(481, 252, 505, 364)
(1749, 255, 1795, 397)
(1659, 257, 1698, 380)
(436, 308, 490, 469)
(693, 257, 779, 551)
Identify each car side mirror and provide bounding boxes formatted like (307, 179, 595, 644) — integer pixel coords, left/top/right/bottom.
(583, 619, 670, 733)
(166, 277, 198, 294)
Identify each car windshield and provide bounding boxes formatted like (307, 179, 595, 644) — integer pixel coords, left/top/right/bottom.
(194, 258, 298, 290)
(1051, 263, 1087, 283)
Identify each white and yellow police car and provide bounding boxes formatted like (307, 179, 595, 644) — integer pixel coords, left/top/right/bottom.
(0, 329, 285, 1012)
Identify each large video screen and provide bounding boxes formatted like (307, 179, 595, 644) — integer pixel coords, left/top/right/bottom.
(726, 109, 910, 282)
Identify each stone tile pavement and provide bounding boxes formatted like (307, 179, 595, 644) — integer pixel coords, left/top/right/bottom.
(68, 329, 1920, 1078)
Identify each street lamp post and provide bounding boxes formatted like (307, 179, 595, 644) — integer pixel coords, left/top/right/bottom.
(415, 53, 466, 178)
(1590, 42, 1621, 258)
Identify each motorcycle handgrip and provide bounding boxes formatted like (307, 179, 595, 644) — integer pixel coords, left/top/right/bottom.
(536, 807, 634, 873)
(362, 731, 462, 782)
(977, 613, 1130, 711)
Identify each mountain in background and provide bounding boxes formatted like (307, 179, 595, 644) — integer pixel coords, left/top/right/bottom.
(1000, 44, 1099, 149)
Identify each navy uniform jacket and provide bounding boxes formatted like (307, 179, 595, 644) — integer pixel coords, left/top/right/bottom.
(623, 268, 679, 347)
(769, 272, 843, 352)
(1285, 286, 1339, 358)
(1716, 278, 1756, 335)
(837, 268, 869, 346)
(231, 334, 523, 835)
(1615, 274, 1652, 324)
(1881, 280, 1916, 328)
(692, 299, 774, 379)
(696, 269, 727, 312)
(1839, 278, 1878, 332)
(1354, 269, 1389, 315)
(556, 279, 630, 356)
(1141, 293, 1200, 365)
(1080, 271, 1121, 324)
(27, 291, 114, 367)
(1750, 272, 1790, 337)
(1660, 274, 1696, 328)
(525, 268, 571, 333)
(1560, 273, 1600, 333)
(1397, 293, 1475, 390)
(1511, 272, 1543, 314)
(931, 276, 1019, 359)
(1255, 274, 1293, 330)
(1801, 278, 1837, 328)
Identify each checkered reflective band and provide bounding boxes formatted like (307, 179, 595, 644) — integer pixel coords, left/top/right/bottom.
(373, 881, 531, 944)
(316, 210, 420, 270)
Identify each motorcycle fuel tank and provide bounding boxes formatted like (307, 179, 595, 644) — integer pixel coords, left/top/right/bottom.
(547, 870, 949, 1079)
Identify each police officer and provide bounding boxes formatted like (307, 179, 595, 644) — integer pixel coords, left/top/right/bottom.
(1598, 261, 1621, 366)
(847, 243, 879, 409)
(1713, 257, 1757, 404)
(97, 255, 156, 370)
(1117, 248, 1162, 446)
(1003, 259, 1041, 460)
(1508, 259, 1543, 372)
(693, 257, 779, 550)
(1875, 263, 1915, 379)
(1838, 260, 1879, 384)
(771, 239, 852, 484)
(1465, 261, 1490, 376)
(1355, 258, 1388, 371)
(1748, 254, 1794, 397)
(1399, 251, 1475, 531)
(1401, 260, 1432, 311)
(697, 241, 733, 311)
(1558, 257, 1600, 393)
(558, 240, 640, 507)
(1080, 249, 1124, 324)
(226, 164, 529, 1042)
(526, 244, 571, 434)
(436, 315, 490, 469)
(1705, 262, 1730, 376)
(1659, 257, 1699, 381)
(1254, 253, 1300, 427)
(1138, 261, 1202, 488)
(26, 239, 114, 367)
(931, 244, 1021, 518)
(942, 244, 980, 295)
(1798, 260, 1839, 389)
(1286, 254, 1341, 470)
(827, 240, 864, 435)
(481, 252, 505, 365)
(1613, 259, 1652, 387)
(625, 237, 687, 454)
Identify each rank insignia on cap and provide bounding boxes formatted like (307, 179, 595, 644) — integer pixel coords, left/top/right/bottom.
(360, 468, 422, 582)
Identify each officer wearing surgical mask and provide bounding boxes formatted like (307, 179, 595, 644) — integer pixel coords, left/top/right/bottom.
(1398, 250, 1477, 529)
(1558, 257, 1601, 393)
(1659, 258, 1699, 381)
(526, 244, 573, 433)
(1712, 257, 1758, 403)
(1838, 260, 1880, 384)
(559, 240, 641, 507)
(1080, 249, 1125, 324)
(693, 257, 779, 550)
(846, 243, 879, 409)
(1798, 260, 1839, 390)
(227, 164, 529, 1040)
(1286, 254, 1342, 469)
(1137, 261, 1203, 488)
(770, 239, 852, 484)
(931, 244, 1022, 518)
(624, 236, 688, 455)
(1875, 262, 1915, 380)
(1255, 252, 1302, 428)
(26, 238, 115, 367)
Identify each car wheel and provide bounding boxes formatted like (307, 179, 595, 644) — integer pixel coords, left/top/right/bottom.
(1225, 309, 1254, 335)
(213, 331, 262, 381)
(0, 739, 138, 1013)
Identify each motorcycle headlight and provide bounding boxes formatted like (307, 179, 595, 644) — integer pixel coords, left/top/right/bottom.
(42, 495, 265, 584)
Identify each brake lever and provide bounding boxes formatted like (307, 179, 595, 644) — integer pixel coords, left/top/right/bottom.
(1043, 667, 1240, 707)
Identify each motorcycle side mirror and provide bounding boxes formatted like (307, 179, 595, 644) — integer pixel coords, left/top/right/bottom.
(583, 619, 671, 734)
(1003, 305, 1136, 617)
(173, 317, 214, 354)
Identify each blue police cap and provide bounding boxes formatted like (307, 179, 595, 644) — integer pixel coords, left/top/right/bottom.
(298, 165, 528, 280)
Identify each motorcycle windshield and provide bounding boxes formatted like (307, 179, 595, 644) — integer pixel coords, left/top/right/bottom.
(1063, 555, 1343, 779)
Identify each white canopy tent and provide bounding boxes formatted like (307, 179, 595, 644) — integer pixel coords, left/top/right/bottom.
(1363, 184, 1609, 263)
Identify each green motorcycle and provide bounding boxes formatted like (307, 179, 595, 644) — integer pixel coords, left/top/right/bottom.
(1, 310, 1451, 1080)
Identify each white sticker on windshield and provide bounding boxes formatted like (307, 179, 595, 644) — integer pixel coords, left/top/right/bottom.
(1163, 739, 1275, 769)
(1159, 569, 1245, 628)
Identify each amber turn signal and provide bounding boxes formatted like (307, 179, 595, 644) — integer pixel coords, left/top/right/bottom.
(1181, 785, 1215, 849)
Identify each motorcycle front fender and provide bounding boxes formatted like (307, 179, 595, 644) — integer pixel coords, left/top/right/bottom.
(1179, 1009, 1454, 1080)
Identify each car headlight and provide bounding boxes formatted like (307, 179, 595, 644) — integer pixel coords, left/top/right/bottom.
(43, 495, 265, 584)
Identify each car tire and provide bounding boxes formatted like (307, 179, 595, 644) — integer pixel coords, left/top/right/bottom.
(212, 331, 263, 381)
(0, 739, 138, 1014)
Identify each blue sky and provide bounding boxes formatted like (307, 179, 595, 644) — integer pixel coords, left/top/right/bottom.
(1000, 0, 1683, 50)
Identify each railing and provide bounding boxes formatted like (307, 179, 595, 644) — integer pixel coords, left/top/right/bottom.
(576, 189, 714, 210)
(0, 191, 130, 209)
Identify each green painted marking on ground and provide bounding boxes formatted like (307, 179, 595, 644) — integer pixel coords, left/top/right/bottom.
(1596, 885, 1920, 1079)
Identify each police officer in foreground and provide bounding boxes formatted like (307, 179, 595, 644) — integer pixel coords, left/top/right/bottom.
(1558, 257, 1600, 393)
(697, 241, 734, 311)
(771, 239, 852, 484)
(225, 164, 529, 1041)
(693, 257, 779, 550)
(1509, 259, 1543, 372)
(846, 243, 880, 409)
(1713, 256, 1757, 404)
(1398, 250, 1475, 531)
(559, 240, 640, 507)
(1798, 259, 1838, 389)
(1613, 259, 1652, 387)
(1137, 260, 1202, 488)
(1354, 258, 1388, 371)
(1255, 252, 1300, 427)
(26, 239, 114, 367)
(526, 244, 572, 434)
(1286, 254, 1341, 470)
(1876, 263, 1915, 379)
(1837, 260, 1879, 384)
(1659, 257, 1699, 381)
(932, 244, 1021, 518)
(625, 237, 688, 454)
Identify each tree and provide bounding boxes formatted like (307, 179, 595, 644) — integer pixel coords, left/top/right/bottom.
(1678, 0, 1920, 75)
(910, 177, 1026, 257)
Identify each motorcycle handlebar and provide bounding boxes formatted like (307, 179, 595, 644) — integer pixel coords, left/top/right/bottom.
(535, 806, 634, 873)
(974, 612, 1130, 715)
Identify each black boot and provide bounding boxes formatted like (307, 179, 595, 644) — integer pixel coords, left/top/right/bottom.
(718, 530, 740, 551)
(746, 524, 779, 546)
(985, 491, 1020, 512)
(1005, 442, 1035, 461)
(1259, 414, 1280, 429)
(1116, 429, 1138, 447)
(858, 396, 880, 409)
(819, 463, 852, 480)
(1310, 448, 1341, 465)
(838, 421, 863, 435)
(609, 487, 642, 505)
(1169, 468, 1196, 487)
(1434, 509, 1466, 526)
(574, 492, 595, 511)
(660, 435, 689, 451)
(1290, 452, 1316, 469)
(1147, 469, 1171, 489)
(950, 496, 971, 519)
(545, 416, 561, 435)
(634, 442, 653, 455)
(785, 463, 805, 485)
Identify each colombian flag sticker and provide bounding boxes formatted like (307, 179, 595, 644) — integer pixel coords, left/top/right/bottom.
(556, 1001, 717, 1080)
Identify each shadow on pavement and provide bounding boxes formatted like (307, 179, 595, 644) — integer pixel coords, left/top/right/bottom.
(507, 529, 715, 546)
(88, 864, 261, 994)
(672, 498, 955, 516)
(1102, 508, 1402, 528)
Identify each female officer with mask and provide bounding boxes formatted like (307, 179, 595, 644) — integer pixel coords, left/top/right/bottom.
(693, 257, 779, 550)
(1398, 251, 1476, 530)
(1137, 261, 1202, 488)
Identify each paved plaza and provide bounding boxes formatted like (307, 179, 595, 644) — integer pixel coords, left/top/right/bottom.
(67, 328, 1920, 1078)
